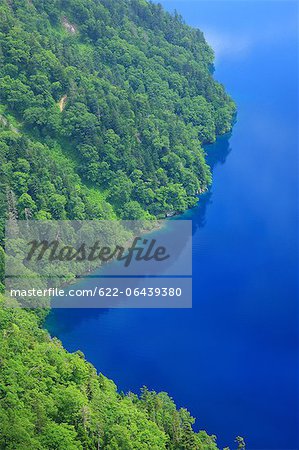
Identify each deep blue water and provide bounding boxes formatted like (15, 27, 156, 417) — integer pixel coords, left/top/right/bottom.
(46, 2, 298, 448)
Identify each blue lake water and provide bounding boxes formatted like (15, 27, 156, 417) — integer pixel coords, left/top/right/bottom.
(46, 2, 298, 448)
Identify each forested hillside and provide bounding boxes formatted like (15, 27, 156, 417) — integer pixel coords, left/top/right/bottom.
(0, 0, 235, 231)
(0, 0, 236, 448)
(0, 293, 224, 450)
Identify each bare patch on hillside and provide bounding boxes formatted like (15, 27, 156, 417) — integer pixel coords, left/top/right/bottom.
(0, 114, 20, 134)
(62, 17, 77, 34)
(58, 95, 68, 112)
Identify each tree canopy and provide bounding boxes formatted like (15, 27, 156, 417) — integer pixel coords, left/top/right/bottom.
(0, 0, 238, 448)
(0, 0, 235, 227)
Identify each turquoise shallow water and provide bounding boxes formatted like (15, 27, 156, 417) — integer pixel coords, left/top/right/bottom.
(46, 2, 298, 448)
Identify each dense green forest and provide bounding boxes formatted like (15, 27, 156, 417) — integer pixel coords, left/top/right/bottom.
(0, 293, 223, 450)
(0, 0, 235, 231)
(0, 0, 237, 448)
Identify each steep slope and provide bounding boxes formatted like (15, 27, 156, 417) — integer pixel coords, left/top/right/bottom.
(0, 0, 235, 228)
(0, 294, 220, 450)
(0, 1, 237, 448)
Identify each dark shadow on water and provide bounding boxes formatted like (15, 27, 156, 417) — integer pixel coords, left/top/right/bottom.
(182, 132, 232, 234)
(45, 306, 110, 337)
(205, 132, 232, 170)
(45, 133, 233, 336)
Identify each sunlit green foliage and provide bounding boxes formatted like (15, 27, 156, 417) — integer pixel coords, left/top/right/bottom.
(0, 1, 237, 448)
(0, 0, 235, 226)
(0, 294, 221, 449)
